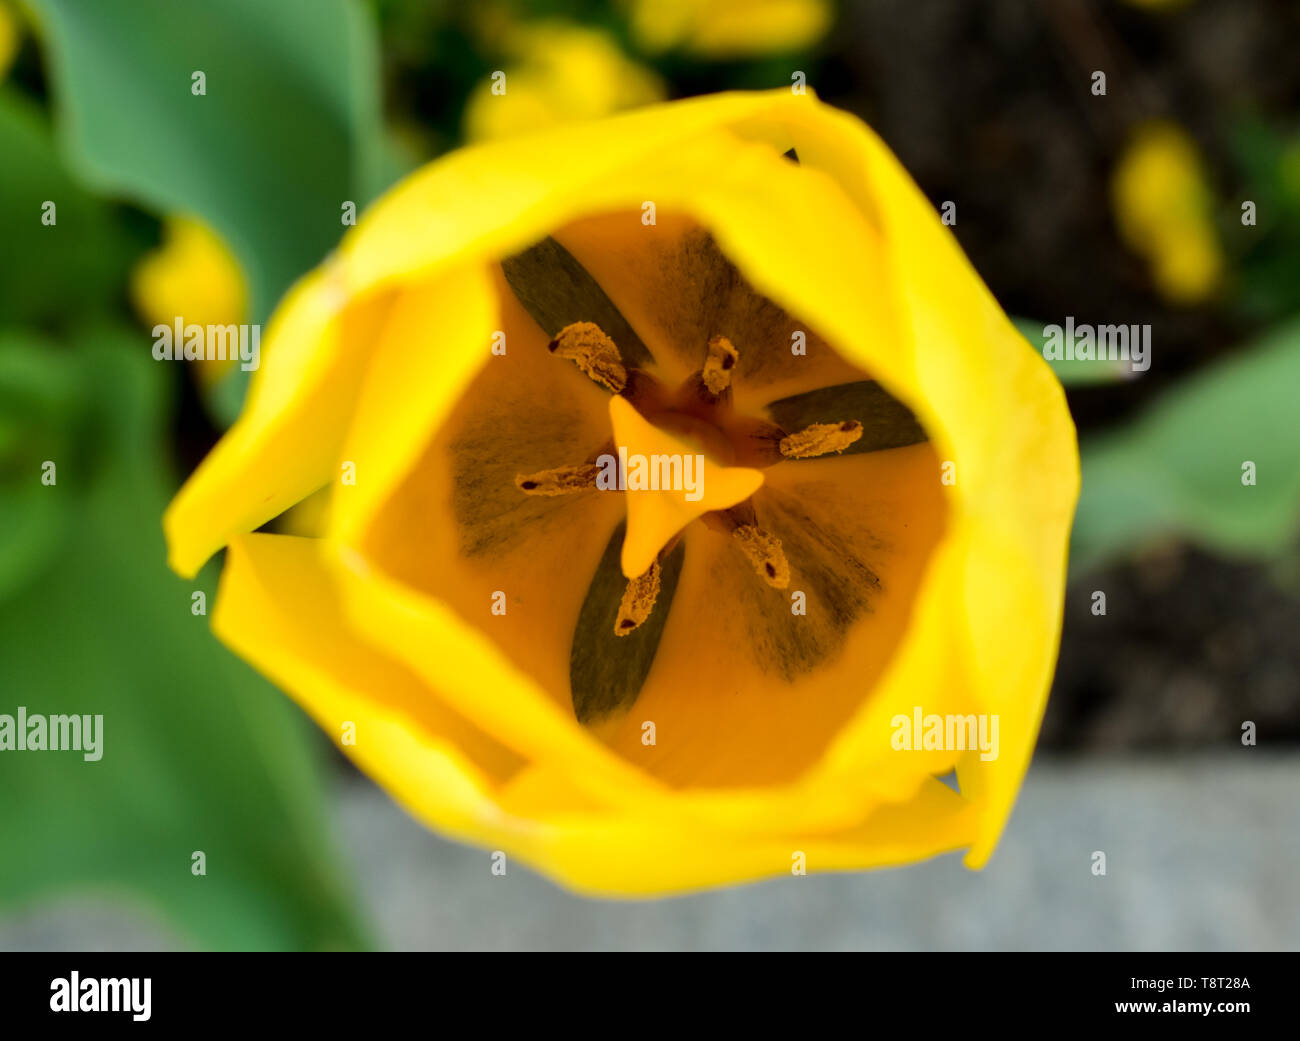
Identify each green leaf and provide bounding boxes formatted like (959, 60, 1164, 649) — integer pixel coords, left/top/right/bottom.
(1071, 317, 1300, 575)
(0, 89, 139, 329)
(29, 0, 385, 322)
(1013, 318, 1134, 387)
(0, 330, 367, 950)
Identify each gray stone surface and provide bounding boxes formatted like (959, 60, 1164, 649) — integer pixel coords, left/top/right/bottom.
(4, 753, 1298, 950)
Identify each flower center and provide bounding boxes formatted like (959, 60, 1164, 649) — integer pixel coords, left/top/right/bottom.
(515, 319, 866, 638)
(606, 394, 763, 578)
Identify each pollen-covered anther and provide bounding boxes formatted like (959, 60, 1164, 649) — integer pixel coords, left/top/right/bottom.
(514, 462, 601, 496)
(701, 334, 739, 396)
(779, 420, 863, 460)
(615, 560, 661, 636)
(732, 525, 790, 589)
(548, 321, 628, 393)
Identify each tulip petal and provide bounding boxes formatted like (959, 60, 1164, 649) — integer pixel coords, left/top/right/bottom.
(780, 109, 1080, 864)
(214, 533, 525, 806)
(330, 262, 499, 545)
(613, 95, 1080, 862)
(493, 768, 976, 895)
(164, 265, 392, 577)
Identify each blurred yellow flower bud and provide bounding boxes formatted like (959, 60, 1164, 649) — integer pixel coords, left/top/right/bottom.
(130, 216, 247, 384)
(0, 1, 21, 81)
(1112, 120, 1223, 305)
(626, 0, 832, 57)
(464, 22, 664, 142)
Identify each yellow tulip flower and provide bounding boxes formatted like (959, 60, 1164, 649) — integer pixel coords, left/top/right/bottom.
(165, 91, 1078, 895)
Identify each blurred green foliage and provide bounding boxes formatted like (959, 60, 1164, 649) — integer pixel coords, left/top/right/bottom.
(2, 0, 382, 950)
(0, 330, 366, 950)
(0, 325, 81, 596)
(30, 0, 385, 323)
(0, 89, 141, 330)
(1071, 317, 1300, 577)
(1228, 119, 1300, 324)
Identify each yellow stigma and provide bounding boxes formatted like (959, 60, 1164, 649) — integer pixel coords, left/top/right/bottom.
(608, 396, 764, 578)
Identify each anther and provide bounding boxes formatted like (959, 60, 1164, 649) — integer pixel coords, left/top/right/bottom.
(548, 321, 627, 393)
(701, 334, 739, 396)
(615, 560, 661, 635)
(732, 525, 790, 589)
(514, 463, 601, 496)
(779, 420, 863, 460)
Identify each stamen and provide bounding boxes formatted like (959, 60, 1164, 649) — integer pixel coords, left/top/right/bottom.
(548, 321, 627, 393)
(515, 463, 601, 496)
(779, 420, 863, 460)
(701, 334, 739, 396)
(615, 560, 661, 636)
(732, 525, 791, 589)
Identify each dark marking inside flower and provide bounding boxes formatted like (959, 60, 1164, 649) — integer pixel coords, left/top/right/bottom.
(783, 147, 800, 163)
(766, 380, 928, 456)
(645, 228, 854, 387)
(570, 522, 686, 725)
(450, 399, 599, 558)
(501, 237, 654, 368)
(721, 485, 884, 681)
